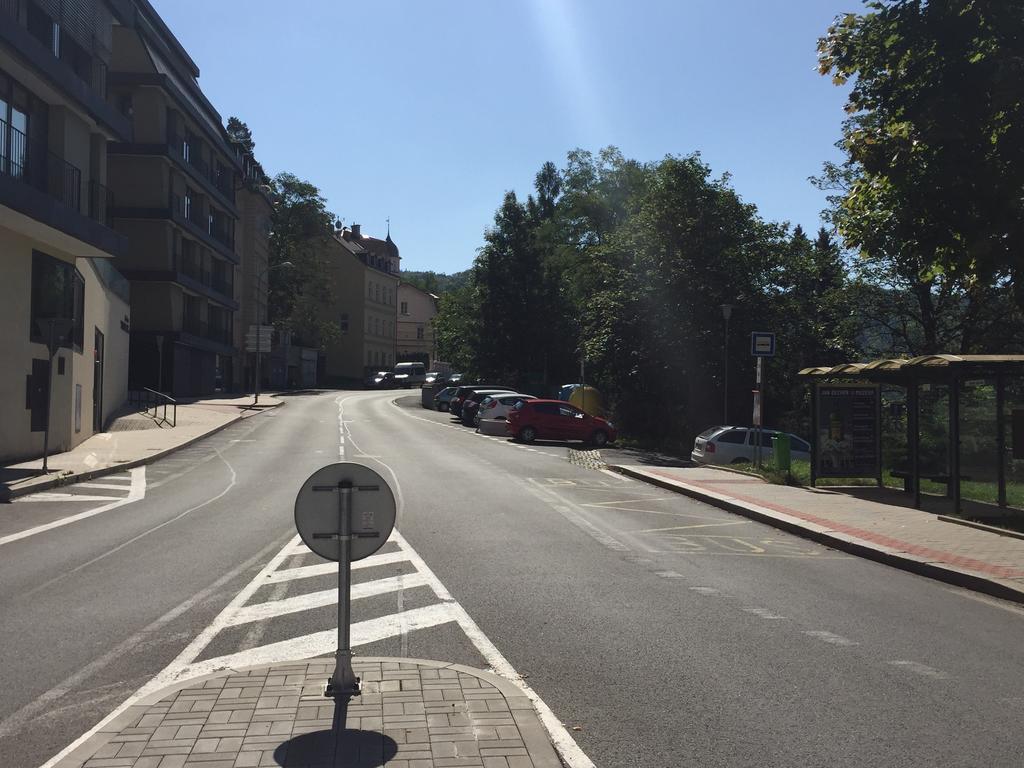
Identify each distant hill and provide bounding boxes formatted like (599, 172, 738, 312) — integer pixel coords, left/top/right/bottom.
(400, 270, 471, 295)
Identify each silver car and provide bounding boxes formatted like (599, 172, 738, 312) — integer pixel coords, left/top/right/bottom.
(691, 426, 811, 465)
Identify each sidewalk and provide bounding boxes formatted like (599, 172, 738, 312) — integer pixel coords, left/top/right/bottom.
(53, 657, 561, 768)
(609, 464, 1024, 604)
(1, 395, 282, 501)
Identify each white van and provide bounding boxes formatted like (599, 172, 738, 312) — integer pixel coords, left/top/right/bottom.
(392, 362, 427, 388)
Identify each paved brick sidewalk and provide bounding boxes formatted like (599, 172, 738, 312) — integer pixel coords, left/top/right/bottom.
(1, 395, 282, 500)
(53, 658, 561, 768)
(611, 464, 1024, 603)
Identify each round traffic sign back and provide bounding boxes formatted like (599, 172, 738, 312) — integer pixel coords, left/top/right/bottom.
(294, 463, 397, 562)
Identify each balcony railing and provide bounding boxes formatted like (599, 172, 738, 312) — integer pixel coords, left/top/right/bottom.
(1, 0, 19, 21)
(208, 219, 234, 250)
(1, 118, 82, 212)
(182, 315, 206, 337)
(88, 180, 114, 227)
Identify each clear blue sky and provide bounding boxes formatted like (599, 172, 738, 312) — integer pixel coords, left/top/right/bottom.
(153, 0, 855, 274)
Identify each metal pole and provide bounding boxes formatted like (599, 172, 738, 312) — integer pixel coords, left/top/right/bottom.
(755, 357, 763, 468)
(809, 383, 818, 487)
(255, 274, 262, 405)
(910, 380, 921, 509)
(949, 376, 961, 512)
(41, 320, 54, 474)
(997, 375, 1007, 507)
(723, 315, 730, 424)
(329, 483, 358, 696)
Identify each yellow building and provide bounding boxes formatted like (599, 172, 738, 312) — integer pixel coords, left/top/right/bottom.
(319, 225, 399, 385)
(0, 0, 133, 463)
(397, 282, 438, 367)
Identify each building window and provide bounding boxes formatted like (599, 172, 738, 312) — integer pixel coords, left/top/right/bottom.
(339, 313, 349, 333)
(400, 301, 408, 315)
(30, 251, 83, 351)
(184, 188, 194, 222)
(368, 282, 373, 299)
(417, 326, 424, 340)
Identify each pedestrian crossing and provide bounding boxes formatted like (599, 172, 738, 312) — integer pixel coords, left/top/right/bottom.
(143, 528, 471, 693)
(14, 470, 137, 503)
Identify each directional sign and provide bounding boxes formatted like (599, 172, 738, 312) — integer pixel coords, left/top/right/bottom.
(245, 324, 273, 354)
(751, 332, 776, 357)
(294, 462, 396, 562)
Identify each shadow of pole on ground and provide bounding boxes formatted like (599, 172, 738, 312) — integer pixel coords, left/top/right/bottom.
(272, 695, 398, 768)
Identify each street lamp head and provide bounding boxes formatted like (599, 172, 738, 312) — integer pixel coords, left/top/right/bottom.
(720, 303, 734, 321)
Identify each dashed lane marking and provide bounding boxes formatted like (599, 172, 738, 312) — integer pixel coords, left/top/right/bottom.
(743, 607, 788, 620)
(804, 630, 858, 646)
(888, 660, 950, 680)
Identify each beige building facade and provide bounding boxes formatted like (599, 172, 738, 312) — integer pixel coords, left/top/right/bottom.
(0, 0, 133, 463)
(319, 225, 400, 385)
(397, 282, 438, 367)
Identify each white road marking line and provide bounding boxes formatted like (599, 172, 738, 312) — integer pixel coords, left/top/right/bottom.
(743, 607, 787, 620)
(655, 570, 685, 578)
(14, 493, 123, 503)
(265, 549, 412, 584)
(75, 482, 135, 491)
(888, 660, 950, 680)
(945, 587, 1024, 618)
(226, 573, 431, 627)
(689, 586, 720, 594)
(0, 467, 146, 547)
(804, 630, 858, 646)
(180, 603, 460, 679)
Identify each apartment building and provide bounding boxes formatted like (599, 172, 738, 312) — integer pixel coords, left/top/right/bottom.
(319, 225, 400, 384)
(397, 282, 438, 368)
(231, 150, 273, 393)
(0, 0, 133, 463)
(105, 1, 241, 396)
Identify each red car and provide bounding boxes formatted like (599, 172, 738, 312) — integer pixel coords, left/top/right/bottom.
(506, 399, 617, 447)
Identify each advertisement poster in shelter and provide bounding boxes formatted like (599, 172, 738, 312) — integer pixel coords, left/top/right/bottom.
(815, 385, 880, 478)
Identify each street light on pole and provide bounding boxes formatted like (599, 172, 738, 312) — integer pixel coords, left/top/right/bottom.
(721, 304, 733, 425)
(254, 261, 292, 403)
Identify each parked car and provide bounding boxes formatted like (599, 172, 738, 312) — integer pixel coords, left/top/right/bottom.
(473, 393, 536, 426)
(392, 362, 427, 388)
(449, 385, 512, 417)
(424, 371, 445, 385)
(446, 372, 466, 385)
(460, 389, 517, 426)
(433, 386, 458, 411)
(365, 370, 395, 388)
(506, 399, 617, 447)
(691, 426, 811, 465)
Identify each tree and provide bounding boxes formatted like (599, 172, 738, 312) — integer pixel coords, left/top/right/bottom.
(226, 116, 255, 153)
(818, 1, 1024, 312)
(267, 173, 338, 348)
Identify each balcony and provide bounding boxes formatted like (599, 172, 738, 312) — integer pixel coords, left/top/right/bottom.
(166, 128, 237, 208)
(181, 314, 234, 351)
(163, 193, 238, 263)
(0, 118, 125, 256)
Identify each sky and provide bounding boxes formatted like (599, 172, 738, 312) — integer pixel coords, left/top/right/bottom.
(152, 0, 856, 274)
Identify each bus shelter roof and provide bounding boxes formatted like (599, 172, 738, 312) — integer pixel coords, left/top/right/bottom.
(798, 355, 1024, 383)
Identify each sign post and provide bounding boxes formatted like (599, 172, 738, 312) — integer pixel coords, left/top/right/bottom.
(245, 324, 273, 403)
(295, 463, 396, 698)
(750, 333, 775, 468)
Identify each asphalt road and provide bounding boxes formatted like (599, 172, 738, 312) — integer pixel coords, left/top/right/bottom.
(2, 389, 1023, 768)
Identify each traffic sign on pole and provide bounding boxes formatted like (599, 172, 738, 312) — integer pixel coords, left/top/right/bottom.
(750, 332, 776, 357)
(295, 463, 397, 697)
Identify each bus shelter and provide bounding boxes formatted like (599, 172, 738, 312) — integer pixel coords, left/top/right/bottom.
(798, 355, 1024, 514)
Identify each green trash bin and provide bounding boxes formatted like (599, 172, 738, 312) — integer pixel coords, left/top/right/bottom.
(772, 433, 791, 471)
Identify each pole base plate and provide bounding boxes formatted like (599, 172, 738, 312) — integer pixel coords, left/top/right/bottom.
(324, 676, 361, 698)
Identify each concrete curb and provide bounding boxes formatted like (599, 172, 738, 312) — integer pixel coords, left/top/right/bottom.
(610, 464, 1024, 606)
(1, 402, 283, 502)
(52, 656, 561, 768)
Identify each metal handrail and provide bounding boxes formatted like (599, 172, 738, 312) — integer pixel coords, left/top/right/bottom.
(128, 387, 177, 427)
(1, 118, 82, 211)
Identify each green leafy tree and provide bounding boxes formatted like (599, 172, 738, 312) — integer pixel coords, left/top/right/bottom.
(268, 173, 338, 348)
(818, 0, 1024, 314)
(226, 116, 255, 153)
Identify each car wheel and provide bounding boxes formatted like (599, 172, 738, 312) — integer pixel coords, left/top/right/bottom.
(590, 430, 608, 448)
(519, 426, 536, 443)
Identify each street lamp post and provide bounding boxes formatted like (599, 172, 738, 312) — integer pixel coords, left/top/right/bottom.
(721, 304, 733, 425)
(254, 261, 292, 403)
